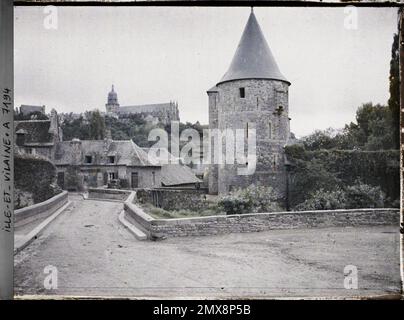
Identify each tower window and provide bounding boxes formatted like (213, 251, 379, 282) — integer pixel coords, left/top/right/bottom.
(276, 106, 284, 115)
(272, 154, 278, 172)
(268, 122, 272, 139)
(246, 122, 249, 138)
(108, 156, 115, 164)
(85, 155, 92, 164)
(239, 87, 245, 98)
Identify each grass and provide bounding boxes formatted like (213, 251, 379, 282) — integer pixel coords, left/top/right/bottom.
(140, 203, 224, 219)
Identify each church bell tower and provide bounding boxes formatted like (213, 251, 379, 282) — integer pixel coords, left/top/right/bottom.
(106, 84, 120, 114)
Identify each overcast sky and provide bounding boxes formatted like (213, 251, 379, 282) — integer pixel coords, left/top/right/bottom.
(14, 6, 398, 137)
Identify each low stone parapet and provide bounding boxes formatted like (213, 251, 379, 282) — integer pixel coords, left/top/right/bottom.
(88, 188, 131, 201)
(124, 193, 153, 237)
(15, 191, 68, 230)
(124, 198, 400, 239)
(136, 188, 210, 212)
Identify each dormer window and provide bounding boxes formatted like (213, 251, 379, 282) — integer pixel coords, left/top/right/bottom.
(85, 155, 92, 164)
(239, 87, 245, 98)
(268, 122, 272, 139)
(108, 156, 115, 164)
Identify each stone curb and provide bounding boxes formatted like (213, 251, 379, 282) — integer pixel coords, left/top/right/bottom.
(118, 210, 147, 241)
(86, 197, 124, 203)
(14, 201, 72, 255)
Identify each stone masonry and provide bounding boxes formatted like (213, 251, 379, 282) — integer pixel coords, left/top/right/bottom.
(208, 12, 291, 198)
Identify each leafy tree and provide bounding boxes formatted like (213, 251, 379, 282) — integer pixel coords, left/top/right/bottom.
(348, 103, 394, 150)
(302, 103, 395, 151)
(286, 148, 342, 207)
(302, 128, 343, 151)
(88, 109, 105, 140)
(60, 113, 91, 140)
(285, 146, 399, 208)
(388, 33, 400, 149)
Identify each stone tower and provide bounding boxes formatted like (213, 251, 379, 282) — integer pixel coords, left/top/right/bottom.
(207, 11, 291, 199)
(106, 85, 120, 114)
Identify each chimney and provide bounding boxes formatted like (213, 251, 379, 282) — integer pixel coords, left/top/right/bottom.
(103, 129, 113, 154)
(70, 138, 82, 165)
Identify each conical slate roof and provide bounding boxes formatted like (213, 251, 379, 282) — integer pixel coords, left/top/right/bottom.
(218, 12, 289, 85)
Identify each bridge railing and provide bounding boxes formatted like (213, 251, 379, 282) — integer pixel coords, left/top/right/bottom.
(15, 191, 68, 231)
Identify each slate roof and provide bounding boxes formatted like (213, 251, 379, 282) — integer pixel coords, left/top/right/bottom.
(15, 120, 53, 145)
(141, 147, 202, 186)
(54, 139, 155, 166)
(118, 103, 174, 114)
(160, 164, 202, 186)
(207, 86, 219, 93)
(218, 12, 289, 85)
(20, 105, 45, 116)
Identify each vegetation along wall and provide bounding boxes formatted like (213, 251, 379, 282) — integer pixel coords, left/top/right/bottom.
(15, 154, 62, 209)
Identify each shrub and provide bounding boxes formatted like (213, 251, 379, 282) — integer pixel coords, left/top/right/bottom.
(14, 154, 62, 206)
(345, 181, 385, 208)
(294, 181, 386, 211)
(294, 188, 347, 211)
(119, 179, 129, 189)
(14, 188, 34, 210)
(149, 206, 173, 219)
(218, 185, 281, 215)
(285, 146, 399, 207)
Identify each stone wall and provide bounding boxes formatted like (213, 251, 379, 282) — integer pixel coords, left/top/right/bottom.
(211, 79, 290, 196)
(207, 89, 219, 195)
(136, 188, 211, 211)
(124, 199, 399, 239)
(14, 191, 68, 230)
(88, 188, 131, 201)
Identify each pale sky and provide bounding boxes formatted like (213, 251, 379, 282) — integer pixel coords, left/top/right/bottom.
(14, 6, 398, 137)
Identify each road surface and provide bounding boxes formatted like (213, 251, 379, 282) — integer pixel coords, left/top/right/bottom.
(14, 194, 401, 298)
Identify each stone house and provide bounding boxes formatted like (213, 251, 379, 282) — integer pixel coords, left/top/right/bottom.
(14, 108, 63, 160)
(207, 11, 291, 198)
(19, 104, 46, 117)
(53, 138, 161, 190)
(15, 108, 201, 191)
(142, 147, 202, 189)
(52, 139, 201, 191)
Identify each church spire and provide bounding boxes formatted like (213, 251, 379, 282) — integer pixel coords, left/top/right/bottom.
(107, 84, 119, 106)
(218, 10, 289, 85)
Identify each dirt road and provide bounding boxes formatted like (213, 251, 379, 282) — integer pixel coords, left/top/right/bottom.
(14, 194, 401, 298)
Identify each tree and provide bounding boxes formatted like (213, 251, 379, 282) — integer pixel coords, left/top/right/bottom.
(302, 103, 395, 151)
(88, 109, 105, 140)
(388, 33, 400, 149)
(302, 128, 343, 151)
(349, 103, 394, 150)
(60, 113, 90, 140)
